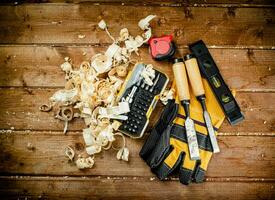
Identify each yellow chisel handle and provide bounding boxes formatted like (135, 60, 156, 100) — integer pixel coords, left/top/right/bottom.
(172, 58, 190, 102)
(184, 54, 205, 97)
(172, 58, 200, 160)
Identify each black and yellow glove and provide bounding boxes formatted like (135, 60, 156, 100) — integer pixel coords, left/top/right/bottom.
(140, 79, 227, 185)
(139, 98, 178, 166)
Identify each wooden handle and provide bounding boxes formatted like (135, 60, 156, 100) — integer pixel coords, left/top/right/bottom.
(172, 61, 190, 101)
(185, 57, 205, 97)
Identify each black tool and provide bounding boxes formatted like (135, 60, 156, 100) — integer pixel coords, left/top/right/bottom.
(189, 40, 244, 125)
(149, 74, 160, 93)
(117, 63, 169, 138)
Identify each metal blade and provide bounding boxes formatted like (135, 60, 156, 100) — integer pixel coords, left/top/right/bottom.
(185, 117, 200, 160)
(203, 111, 220, 153)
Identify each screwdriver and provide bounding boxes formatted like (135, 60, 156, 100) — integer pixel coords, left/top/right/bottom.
(184, 54, 220, 153)
(172, 58, 200, 160)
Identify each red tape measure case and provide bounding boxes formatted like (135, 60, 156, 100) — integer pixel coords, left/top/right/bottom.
(148, 35, 176, 61)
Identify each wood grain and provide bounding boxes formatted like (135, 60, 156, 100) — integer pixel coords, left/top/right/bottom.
(0, 89, 274, 132)
(1, 0, 275, 7)
(0, 131, 274, 178)
(0, 5, 274, 47)
(0, 176, 274, 200)
(0, 46, 274, 91)
(0, 1, 274, 198)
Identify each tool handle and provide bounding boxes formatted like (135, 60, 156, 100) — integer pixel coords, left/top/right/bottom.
(184, 55, 205, 97)
(172, 61, 190, 101)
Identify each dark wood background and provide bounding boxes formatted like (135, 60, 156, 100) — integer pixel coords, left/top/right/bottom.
(0, 0, 274, 199)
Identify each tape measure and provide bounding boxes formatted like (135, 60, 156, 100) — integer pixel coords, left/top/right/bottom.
(148, 35, 176, 61)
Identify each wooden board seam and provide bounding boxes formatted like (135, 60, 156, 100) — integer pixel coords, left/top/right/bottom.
(1, 2, 274, 8)
(0, 175, 274, 182)
(0, 130, 274, 136)
(0, 44, 274, 50)
(1, 87, 274, 93)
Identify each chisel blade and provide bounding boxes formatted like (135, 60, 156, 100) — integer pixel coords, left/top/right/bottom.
(203, 111, 220, 153)
(185, 117, 200, 160)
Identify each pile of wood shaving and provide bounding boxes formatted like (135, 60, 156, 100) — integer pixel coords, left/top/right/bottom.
(40, 15, 156, 169)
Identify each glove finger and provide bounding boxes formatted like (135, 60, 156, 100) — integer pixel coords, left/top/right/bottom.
(140, 128, 160, 160)
(193, 149, 212, 183)
(171, 122, 214, 184)
(155, 99, 178, 133)
(163, 100, 178, 126)
(140, 100, 178, 160)
(167, 124, 197, 185)
(172, 124, 214, 184)
(193, 167, 206, 183)
(178, 143, 197, 185)
(146, 126, 172, 168)
(192, 137, 213, 183)
(153, 147, 183, 180)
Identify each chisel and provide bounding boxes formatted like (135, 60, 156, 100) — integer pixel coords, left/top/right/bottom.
(184, 54, 220, 153)
(172, 58, 200, 160)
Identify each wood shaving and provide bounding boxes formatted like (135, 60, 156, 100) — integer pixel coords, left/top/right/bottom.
(55, 106, 74, 134)
(117, 147, 129, 161)
(98, 19, 115, 42)
(113, 132, 129, 161)
(82, 128, 95, 146)
(86, 145, 102, 155)
(141, 64, 155, 86)
(138, 15, 156, 30)
(98, 19, 107, 30)
(112, 132, 126, 150)
(27, 142, 35, 151)
(75, 156, 94, 169)
(160, 88, 175, 105)
(119, 28, 129, 41)
(65, 146, 75, 161)
(105, 43, 121, 58)
(39, 104, 52, 112)
(60, 57, 72, 72)
(111, 121, 122, 131)
(91, 54, 112, 73)
(78, 34, 86, 39)
(50, 88, 78, 105)
(40, 15, 156, 169)
(99, 102, 130, 116)
(116, 64, 128, 77)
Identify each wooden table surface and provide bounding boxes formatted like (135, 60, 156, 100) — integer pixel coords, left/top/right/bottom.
(0, 0, 274, 199)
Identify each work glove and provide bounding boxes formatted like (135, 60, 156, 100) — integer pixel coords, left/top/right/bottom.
(139, 98, 178, 165)
(140, 79, 226, 185)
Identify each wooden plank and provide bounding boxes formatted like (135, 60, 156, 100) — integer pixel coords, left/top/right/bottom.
(0, 46, 274, 91)
(1, 0, 275, 7)
(0, 131, 274, 178)
(0, 5, 274, 47)
(0, 89, 274, 132)
(0, 176, 274, 200)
